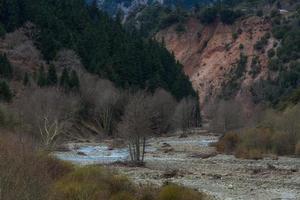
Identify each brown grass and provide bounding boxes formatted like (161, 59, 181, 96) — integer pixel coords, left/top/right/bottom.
(216, 127, 299, 159)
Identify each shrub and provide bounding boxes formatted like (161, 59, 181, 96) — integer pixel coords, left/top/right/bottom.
(268, 58, 282, 71)
(256, 10, 263, 17)
(199, 7, 217, 24)
(159, 184, 204, 200)
(236, 148, 263, 160)
(216, 132, 240, 154)
(52, 166, 135, 200)
(0, 135, 52, 200)
(110, 192, 135, 200)
(220, 9, 242, 25)
(232, 32, 238, 40)
(267, 48, 276, 58)
(0, 80, 12, 102)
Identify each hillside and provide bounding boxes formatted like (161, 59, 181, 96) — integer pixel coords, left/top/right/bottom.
(0, 0, 195, 100)
(156, 0, 300, 112)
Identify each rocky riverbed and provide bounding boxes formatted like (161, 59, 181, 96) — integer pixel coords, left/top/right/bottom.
(54, 133, 300, 200)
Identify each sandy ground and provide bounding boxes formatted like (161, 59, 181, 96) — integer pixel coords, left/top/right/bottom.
(108, 134, 300, 200)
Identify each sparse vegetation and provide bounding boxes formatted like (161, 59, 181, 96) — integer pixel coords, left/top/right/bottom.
(216, 104, 300, 159)
(0, 133, 206, 200)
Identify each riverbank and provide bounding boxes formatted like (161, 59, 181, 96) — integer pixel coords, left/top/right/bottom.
(54, 133, 300, 200)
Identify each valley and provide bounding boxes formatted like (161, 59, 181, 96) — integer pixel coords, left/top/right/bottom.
(55, 131, 300, 200)
(0, 0, 299, 199)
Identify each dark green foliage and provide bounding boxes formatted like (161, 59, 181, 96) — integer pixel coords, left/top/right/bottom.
(69, 70, 79, 90)
(256, 10, 263, 17)
(46, 65, 58, 86)
(0, 0, 195, 100)
(222, 54, 247, 99)
(0, 54, 13, 79)
(175, 23, 186, 33)
(249, 56, 261, 78)
(0, 0, 24, 32)
(59, 68, 70, 89)
(37, 65, 47, 87)
(254, 33, 270, 51)
(0, 80, 12, 102)
(199, 7, 217, 24)
(232, 32, 238, 40)
(159, 7, 188, 30)
(23, 72, 30, 86)
(267, 48, 275, 58)
(272, 25, 290, 39)
(0, 23, 6, 37)
(235, 54, 248, 78)
(220, 9, 242, 25)
(252, 62, 300, 105)
(277, 30, 300, 62)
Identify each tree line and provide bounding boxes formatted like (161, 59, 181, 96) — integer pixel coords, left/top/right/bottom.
(0, 0, 195, 100)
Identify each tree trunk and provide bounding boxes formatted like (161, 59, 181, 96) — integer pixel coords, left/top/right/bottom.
(141, 137, 146, 162)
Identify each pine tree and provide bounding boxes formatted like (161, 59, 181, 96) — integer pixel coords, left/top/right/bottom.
(0, 80, 12, 102)
(0, 54, 13, 79)
(37, 65, 46, 87)
(60, 67, 70, 88)
(23, 72, 30, 86)
(46, 64, 57, 86)
(69, 70, 80, 89)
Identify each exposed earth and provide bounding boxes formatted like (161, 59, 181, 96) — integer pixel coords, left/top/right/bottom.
(55, 132, 300, 200)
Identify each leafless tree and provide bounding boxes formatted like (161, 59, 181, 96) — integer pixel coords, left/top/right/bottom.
(149, 89, 177, 135)
(80, 74, 125, 136)
(117, 91, 153, 164)
(172, 97, 201, 133)
(13, 87, 80, 148)
(210, 100, 246, 134)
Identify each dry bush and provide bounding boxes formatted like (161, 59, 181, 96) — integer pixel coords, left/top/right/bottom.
(80, 74, 125, 136)
(172, 97, 200, 133)
(0, 134, 51, 200)
(215, 132, 240, 154)
(235, 148, 263, 160)
(217, 104, 300, 158)
(150, 89, 177, 135)
(209, 100, 246, 134)
(117, 91, 153, 163)
(13, 87, 80, 147)
(218, 127, 297, 159)
(51, 166, 135, 200)
(158, 184, 204, 200)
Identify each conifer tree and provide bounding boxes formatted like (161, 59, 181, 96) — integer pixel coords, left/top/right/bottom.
(23, 72, 30, 86)
(46, 64, 57, 86)
(37, 65, 47, 87)
(0, 54, 13, 79)
(69, 70, 80, 89)
(60, 67, 69, 88)
(0, 80, 12, 102)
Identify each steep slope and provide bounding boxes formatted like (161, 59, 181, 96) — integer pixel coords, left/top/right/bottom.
(156, 16, 275, 110)
(0, 0, 195, 100)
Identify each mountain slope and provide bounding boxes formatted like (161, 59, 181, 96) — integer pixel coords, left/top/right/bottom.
(0, 0, 195, 100)
(156, 1, 300, 111)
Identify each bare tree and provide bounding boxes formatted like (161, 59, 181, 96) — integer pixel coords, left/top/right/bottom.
(80, 74, 125, 136)
(172, 97, 201, 134)
(13, 87, 80, 147)
(117, 91, 153, 164)
(210, 100, 246, 134)
(149, 89, 177, 135)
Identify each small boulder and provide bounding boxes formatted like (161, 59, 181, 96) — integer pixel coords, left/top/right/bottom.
(77, 151, 87, 156)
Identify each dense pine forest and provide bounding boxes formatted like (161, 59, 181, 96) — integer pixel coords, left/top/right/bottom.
(0, 0, 195, 100)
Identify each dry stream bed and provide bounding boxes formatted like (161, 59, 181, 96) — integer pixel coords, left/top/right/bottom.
(54, 133, 300, 200)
